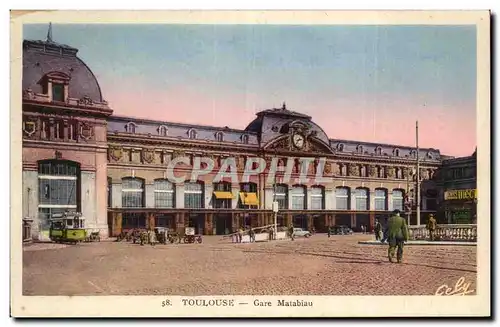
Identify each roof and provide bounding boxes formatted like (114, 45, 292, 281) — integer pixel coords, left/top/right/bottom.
(23, 39, 104, 103)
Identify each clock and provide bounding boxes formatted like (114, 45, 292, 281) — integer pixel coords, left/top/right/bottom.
(292, 133, 305, 149)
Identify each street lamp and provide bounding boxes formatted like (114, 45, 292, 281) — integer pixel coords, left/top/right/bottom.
(405, 168, 416, 226)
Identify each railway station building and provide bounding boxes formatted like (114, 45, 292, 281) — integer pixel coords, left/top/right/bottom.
(20, 35, 474, 240)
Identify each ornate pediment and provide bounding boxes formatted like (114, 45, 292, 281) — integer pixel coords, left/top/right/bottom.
(264, 135, 334, 155)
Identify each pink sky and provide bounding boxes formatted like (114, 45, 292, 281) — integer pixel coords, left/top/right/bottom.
(104, 81, 476, 158)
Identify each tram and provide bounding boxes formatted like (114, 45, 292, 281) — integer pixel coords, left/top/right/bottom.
(49, 211, 87, 244)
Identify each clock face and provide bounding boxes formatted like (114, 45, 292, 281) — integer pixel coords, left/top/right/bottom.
(293, 133, 305, 149)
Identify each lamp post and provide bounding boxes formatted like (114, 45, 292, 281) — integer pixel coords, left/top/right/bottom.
(405, 168, 417, 226)
(416, 121, 421, 226)
(272, 149, 278, 240)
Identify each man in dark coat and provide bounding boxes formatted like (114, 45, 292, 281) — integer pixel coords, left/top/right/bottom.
(374, 219, 382, 241)
(386, 209, 409, 263)
(426, 214, 437, 241)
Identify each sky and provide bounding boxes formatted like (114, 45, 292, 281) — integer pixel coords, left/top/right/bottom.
(23, 24, 477, 157)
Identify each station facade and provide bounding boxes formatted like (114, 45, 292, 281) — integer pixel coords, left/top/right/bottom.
(21, 36, 473, 240)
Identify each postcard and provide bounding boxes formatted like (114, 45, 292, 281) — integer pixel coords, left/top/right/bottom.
(10, 10, 490, 318)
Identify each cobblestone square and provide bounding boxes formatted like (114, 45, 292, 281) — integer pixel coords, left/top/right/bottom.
(23, 234, 477, 296)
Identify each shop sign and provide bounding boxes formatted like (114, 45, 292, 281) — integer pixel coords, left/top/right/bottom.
(444, 189, 477, 201)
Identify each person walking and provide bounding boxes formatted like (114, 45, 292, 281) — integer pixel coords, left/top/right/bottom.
(374, 219, 382, 241)
(249, 227, 256, 243)
(426, 214, 437, 241)
(288, 224, 295, 241)
(386, 209, 409, 263)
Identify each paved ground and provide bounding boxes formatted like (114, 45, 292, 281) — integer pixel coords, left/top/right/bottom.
(22, 234, 477, 296)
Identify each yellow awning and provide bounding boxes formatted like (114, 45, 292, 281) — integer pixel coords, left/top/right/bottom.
(239, 192, 259, 206)
(213, 191, 233, 199)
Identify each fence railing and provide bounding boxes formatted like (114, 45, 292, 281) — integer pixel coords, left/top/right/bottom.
(408, 224, 477, 242)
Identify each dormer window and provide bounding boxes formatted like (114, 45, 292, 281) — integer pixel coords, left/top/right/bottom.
(393, 148, 400, 157)
(375, 146, 382, 155)
(187, 128, 197, 139)
(427, 151, 433, 159)
(241, 134, 249, 144)
(39, 71, 70, 103)
(356, 145, 363, 153)
(215, 131, 224, 142)
(410, 150, 417, 158)
(337, 143, 345, 152)
(158, 125, 168, 137)
(125, 122, 137, 134)
(52, 83, 65, 102)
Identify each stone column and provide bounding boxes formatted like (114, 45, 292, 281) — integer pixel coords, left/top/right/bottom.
(331, 214, 336, 226)
(205, 213, 213, 235)
(111, 182, 122, 208)
(369, 212, 375, 232)
(307, 215, 313, 231)
(324, 214, 330, 228)
(145, 182, 155, 208)
(286, 213, 292, 227)
(114, 212, 123, 236)
(350, 213, 356, 229)
(175, 184, 185, 209)
(148, 212, 155, 229)
(231, 212, 238, 231)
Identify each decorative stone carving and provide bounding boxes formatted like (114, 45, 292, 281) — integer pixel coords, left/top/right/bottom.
(23, 88, 34, 100)
(403, 167, 410, 178)
(348, 164, 359, 177)
(80, 123, 93, 140)
(142, 148, 155, 164)
(78, 96, 94, 106)
(387, 167, 396, 178)
(109, 146, 123, 161)
(368, 165, 377, 177)
(420, 169, 430, 180)
(22, 119, 37, 137)
(268, 137, 290, 151)
(324, 161, 332, 175)
(236, 156, 245, 170)
(172, 150, 185, 159)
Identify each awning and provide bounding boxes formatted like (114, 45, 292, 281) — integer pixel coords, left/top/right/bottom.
(213, 191, 233, 199)
(239, 192, 259, 206)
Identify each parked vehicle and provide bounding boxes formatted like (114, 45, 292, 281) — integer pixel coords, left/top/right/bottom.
(49, 211, 87, 244)
(292, 228, 312, 238)
(329, 225, 354, 235)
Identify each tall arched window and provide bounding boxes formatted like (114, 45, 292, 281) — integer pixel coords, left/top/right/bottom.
(241, 134, 249, 144)
(375, 147, 382, 155)
(154, 179, 175, 208)
(393, 148, 400, 157)
(374, 188, 387, 211)
(185, 181, 204, 208)
(121, 177, 145, 207)
(290, 185, 306, 210)
(335, 187, 350, 210)
(125, 122, 137, 134)
(273, 184, 288, 209)
(38, 160, 80, 236)
(355, 187, 369, 210)
(310, 186, 324, 210)
(392, 189, 405, 211)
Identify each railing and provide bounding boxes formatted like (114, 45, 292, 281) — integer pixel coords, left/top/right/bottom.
(408, 224, 477, 242)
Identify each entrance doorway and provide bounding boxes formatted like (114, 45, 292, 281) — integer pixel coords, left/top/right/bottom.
(187, 213, 205, 235)
(292, 214, 308, 230)
(215, 214, 232, 235)
(312, 214, 326, 233)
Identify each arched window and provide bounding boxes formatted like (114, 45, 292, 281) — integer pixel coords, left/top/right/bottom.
(215, 132, 224, 142)
(337, 143, 345, 152)
(187, 129, 197, 139)
(392, 189, 405, 211)
(355, 187, 369, 210)
(290, 185, 306, 210)
(241, 134, 249, 144)
(427, 151, 433, 159)
(310, 186, 324, 210)
(375, 146, 382, 155)
(273, 184, 288, 209)
(394, 148, 400, 157)
(122, 177, 145, 207)
(154, 179, 175, 208)
(374, 188, 387, 211)
(158, 125, 168, 137)
(184, 181, 204, 208)
(335, 187, 350, 210)
(107, 177, 112, 208)
(38, 160, 80, 235)
(356, 145, 364, 153)
(213, 181, 232, 209)
(125, 122, 137, 134)
(410, 150, 417, 158)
